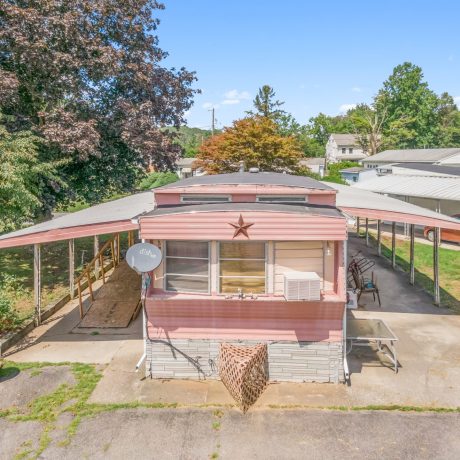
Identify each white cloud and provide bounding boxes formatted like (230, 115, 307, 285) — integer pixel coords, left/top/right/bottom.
(224, 89, 251, 100)
(202, 102, 219, 109)
(351, 86, 362, 93)
(338, 103, 357, 113)
(222, 99, 241, 105)
(454, 96, 460, 107)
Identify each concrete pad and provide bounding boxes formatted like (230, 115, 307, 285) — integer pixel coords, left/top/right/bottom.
(5, 292, 142, 364)
(0, 419, 43, 460)
(0, 366, 75, 410)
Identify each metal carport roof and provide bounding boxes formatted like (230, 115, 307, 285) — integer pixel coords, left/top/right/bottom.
(351, 175, 460, 201)
(0, 191, 155, 248)
(1, 181, 460, 249)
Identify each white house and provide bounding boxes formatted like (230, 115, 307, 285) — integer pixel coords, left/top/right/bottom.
(175, 158, 205, 179)
(326, 134, 368, 164)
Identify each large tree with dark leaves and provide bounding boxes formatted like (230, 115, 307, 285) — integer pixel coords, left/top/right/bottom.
(0, 0, 197, 211)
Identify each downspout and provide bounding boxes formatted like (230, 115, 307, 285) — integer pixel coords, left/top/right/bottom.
(343, 238, 350, 383)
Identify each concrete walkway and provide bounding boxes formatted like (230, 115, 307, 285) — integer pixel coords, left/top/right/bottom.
(5, 233, 460, 409)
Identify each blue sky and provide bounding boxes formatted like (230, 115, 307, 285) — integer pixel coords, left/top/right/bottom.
(157, 0, 460, 129)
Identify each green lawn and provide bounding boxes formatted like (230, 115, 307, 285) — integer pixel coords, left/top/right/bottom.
(366, 232, 460, 311)
(0, 234, 126, 321)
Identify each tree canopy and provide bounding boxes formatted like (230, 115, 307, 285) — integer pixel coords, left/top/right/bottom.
(246, 85, 286, 122)
(195, 116, 307, 174)
(0, 0, 197, 221)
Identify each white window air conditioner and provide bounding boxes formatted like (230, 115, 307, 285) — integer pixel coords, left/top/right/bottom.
(284, 272, 321, 301)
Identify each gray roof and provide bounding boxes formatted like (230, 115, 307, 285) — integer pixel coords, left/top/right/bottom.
(340, 167, 365, 174)
(392, 163, 460, 177)
(176, 157, 197, 167)
(0, 191, 155, 241)
(362, 148, 460, 164)
(352, 175, 460, 201)
(299, 157, 326, 166)
(157, 172, 334, 191)
(144, 202, 343, 218)
(330, 134, 360, 146)
(326, 182, 460, 224)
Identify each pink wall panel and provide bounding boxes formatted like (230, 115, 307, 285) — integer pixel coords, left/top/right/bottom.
(146, 298, 345, 342)
(140, 211, 347, 241)
(154, 185, 337, 207)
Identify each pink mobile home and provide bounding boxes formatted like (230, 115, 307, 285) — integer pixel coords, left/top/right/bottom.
(139, 171, 348, 383)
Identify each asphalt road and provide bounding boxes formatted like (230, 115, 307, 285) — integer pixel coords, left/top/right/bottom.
(13, 408, 459, 460)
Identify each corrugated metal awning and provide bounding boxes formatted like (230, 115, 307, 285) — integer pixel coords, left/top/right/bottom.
(351, 175, 460, 201)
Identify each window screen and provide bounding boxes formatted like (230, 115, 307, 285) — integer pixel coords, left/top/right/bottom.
(165, 241, 209, 293)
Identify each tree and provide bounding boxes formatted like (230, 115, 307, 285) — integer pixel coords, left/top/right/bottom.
(247, 85, 286, 121)
(375, 62, 440, 148)
(307, 113, 354, 146)
(348, 104, 385, 155)
(195, 116, 306, 175)
(0, 114, 62, 232)
(277, 113, 324, 157)
(0, 0, 198, 210)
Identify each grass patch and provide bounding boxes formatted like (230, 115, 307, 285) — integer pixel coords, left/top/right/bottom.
(362, 231, 460, 310)
(267, 403, 460, 413)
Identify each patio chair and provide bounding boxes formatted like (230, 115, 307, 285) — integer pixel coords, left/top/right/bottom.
(350, 265, 381, 307)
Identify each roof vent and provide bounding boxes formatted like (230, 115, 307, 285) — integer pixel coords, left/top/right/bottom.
(249, 167, 259, 173)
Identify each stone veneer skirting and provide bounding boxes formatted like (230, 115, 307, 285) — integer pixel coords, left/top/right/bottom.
(146, 338, 344, 383)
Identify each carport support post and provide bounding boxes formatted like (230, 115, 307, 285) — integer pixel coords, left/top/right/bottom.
(94, 235, 100, 280)
(356, 217, 360, 235)
(33, 243, 41, 325)
(391, 222, 396, 268)
(433, 227, 440, 306)
(69, 239, 75, 299)
(409, 224, 415, 285)
(365, 218, 369, 247)
(377, 220, 382, 256)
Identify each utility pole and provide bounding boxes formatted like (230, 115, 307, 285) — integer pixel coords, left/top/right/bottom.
(209, 108, 215, 135)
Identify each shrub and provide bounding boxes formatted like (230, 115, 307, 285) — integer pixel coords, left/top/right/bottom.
(138, 171, 179, 190)
(0, 295, 22, 333)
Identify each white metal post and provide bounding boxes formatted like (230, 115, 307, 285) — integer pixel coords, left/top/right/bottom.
(34, 243, 41, 325)
(409, 224, 415, 285)
(69, 239, 75, 299)
(434, 227, 440, 306)
(391, 222, 396, 269)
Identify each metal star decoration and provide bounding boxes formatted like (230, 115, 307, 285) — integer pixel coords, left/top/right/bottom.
(229, 214, 254, 238)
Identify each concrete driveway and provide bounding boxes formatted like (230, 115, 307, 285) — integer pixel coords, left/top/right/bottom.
(2, 408, 459, 460)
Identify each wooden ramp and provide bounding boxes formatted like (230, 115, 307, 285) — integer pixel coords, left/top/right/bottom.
(79, 261, 141, 328)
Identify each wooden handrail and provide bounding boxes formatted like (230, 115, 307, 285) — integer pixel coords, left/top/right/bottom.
(76, 234, 121, 318)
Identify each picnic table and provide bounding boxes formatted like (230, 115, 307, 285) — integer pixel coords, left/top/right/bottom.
(346, 318, 399, 375)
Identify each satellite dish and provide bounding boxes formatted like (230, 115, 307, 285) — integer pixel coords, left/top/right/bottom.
(126, 243, 162, 274)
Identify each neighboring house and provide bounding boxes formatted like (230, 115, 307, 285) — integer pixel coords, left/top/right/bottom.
(175, 157, 205, 179)
(339, 167, 377, 184)
(326, 134, 368, 164)
(299, 157, 326, 177)
(362, 148, 460, 170)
